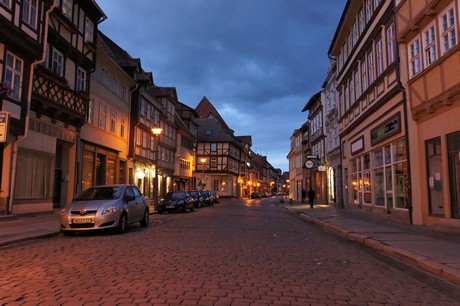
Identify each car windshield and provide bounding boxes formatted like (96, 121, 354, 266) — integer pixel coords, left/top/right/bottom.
(76, 186, 123, 201)
(163, 192, 185, 200)
(189, 191, 199, 197)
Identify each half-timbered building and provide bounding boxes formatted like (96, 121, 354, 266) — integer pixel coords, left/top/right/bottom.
(0, 0, 55, 213)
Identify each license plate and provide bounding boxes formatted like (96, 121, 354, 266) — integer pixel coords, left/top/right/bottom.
(166, 205, 175, 209)
(73, 218, 93, 224)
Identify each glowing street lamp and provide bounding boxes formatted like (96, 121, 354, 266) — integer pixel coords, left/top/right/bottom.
(152, 127, 162, 212)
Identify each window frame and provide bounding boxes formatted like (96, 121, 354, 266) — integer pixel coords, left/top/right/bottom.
(4, 51, 23, 101)
(22, 0, 38, 29)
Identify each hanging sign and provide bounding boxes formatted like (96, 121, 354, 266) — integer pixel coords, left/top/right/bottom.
(0, 112, 9, 143)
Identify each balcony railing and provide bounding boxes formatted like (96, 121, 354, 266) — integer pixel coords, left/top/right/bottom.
(32, 67, 88, 125)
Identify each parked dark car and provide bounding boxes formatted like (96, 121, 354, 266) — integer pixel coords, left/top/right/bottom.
(158, 191, 194, 214)
(210, 191, 219, 204)
(250, 192, 261, 199)
(189, 190, 204, 208)
(60, 184, 149, 235)
(200, 190, 212, 206)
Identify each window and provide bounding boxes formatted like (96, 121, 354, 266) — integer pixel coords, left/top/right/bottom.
(15, 150, 52, 200)
(101, 67, 109, 86)
(210, 157, 217, 169)
(99, 104, 107, 129)
(120, 118, 126, 138)
(1, 0, 11, 8)
(76, 67, 86, 92)
(426, 137, 444, 215)
(361, 58, 368, 92)
(354, 69, 360, 99)
(439, 5, 457, 55)
(111, 77, 118, 93)
(352, 21, 358, 46)
(22, 0, 37, 29)
(423, 23, 438, 66)
(60, 0, 72, 19)
(386, 23, 396, 64)
(205, 129, 212, 135)
(359, 7, 365, 35)
(211, 143, 217, 152)
(84, 17, 94, 42)
(376, 38, 383, 76)
(368, 49, 375, 84)
(365, 0, 372, 23)
(4, 52, 23, 100)
(51, 48, 64, 77)
(409, 38, 422, 78)
(110, 111, 117, 134)
(87, 98, 94, 124)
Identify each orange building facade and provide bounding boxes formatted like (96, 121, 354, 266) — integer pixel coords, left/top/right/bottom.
(396, 0, 460, 228)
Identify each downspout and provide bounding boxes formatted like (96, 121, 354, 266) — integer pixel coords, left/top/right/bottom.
(393, 6, 413, 224)
(8, 1, 56, 214)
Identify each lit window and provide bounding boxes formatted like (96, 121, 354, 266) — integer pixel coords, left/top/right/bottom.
(409, 38, 422, 78)
(4, 52, 23, 100)
(22, 0, 37, 29)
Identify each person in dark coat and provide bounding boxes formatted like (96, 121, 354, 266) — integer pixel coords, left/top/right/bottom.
(307, 189, 316, 208)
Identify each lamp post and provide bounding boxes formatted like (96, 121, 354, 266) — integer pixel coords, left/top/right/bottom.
(200, 157, 206, 190)
(152, 127, 162, 212)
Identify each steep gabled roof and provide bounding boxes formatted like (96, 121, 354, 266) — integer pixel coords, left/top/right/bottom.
(195, 116, 236, 143)
(237, 136, 252, 147)
(302, 91, 322, 112)
(195, 96, 234, 135)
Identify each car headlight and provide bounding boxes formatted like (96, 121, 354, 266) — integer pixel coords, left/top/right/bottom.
(102, 205, 119, 215)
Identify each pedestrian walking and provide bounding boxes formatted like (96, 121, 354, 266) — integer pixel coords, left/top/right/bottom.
(308, 189, 316, 208)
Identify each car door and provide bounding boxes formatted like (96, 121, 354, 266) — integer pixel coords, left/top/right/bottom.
(124, 186, 140, 222)
(132, 186, 147, 220)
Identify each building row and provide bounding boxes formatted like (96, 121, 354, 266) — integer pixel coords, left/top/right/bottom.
(288, 0, 460, 230)
(0, 0, 283, 215)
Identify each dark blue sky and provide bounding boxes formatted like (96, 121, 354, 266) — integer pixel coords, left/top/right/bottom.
(97, 0, 346, 171)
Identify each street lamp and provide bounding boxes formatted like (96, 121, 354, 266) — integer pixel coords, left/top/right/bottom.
(200, 157, 206, 190)
(152, 127, 162, 212)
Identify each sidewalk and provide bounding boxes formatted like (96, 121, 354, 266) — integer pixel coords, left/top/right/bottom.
(1, 202, 459, 286)
(281, 201, 460, 285)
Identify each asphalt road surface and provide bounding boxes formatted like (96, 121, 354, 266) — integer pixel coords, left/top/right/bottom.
(1, 197, 459, 305)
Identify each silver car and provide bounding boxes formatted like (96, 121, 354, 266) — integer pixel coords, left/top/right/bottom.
(60, 184, 149, 235)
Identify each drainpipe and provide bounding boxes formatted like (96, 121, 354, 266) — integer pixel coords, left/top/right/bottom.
(7, 1, 56, 214)
(393, 6, 413, 224)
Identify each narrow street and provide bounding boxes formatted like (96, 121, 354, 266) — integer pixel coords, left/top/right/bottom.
(1, 198, 459, 305)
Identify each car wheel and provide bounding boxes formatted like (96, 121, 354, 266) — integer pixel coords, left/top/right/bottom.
(117, 213, 128, 234)
(190, 205, 194, 212)
(183, 204, 188, 213)
(140, 209, 149, 227)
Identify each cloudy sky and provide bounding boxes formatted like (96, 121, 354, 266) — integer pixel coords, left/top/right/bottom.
(97, 0, 346, 172)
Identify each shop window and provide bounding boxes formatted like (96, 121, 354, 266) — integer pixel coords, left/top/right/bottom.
(447, 131, 460, 219)
(426, 137, 444, 215)
(15, 149, 53, 200)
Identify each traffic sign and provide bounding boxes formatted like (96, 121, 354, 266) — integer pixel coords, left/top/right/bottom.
(0, 112, 9, 143)
(305, 160, 314, 169)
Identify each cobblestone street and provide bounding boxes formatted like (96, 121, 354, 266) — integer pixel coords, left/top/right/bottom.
(1, 198, 459, 305)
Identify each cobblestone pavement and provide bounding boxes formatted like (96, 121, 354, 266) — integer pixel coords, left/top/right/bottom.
(1, 198, 459, 305)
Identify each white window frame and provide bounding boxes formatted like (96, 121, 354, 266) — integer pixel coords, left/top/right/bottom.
(110, 110, 117, 134)
(368, 49, 375, 84)
(99, 104, 107, 129)
(423, 22, 438, 67)
(439, 5, 457, 55)
(60, 0, 73, 20)
(1, 0, 11, 8)
(51, 48, 64, 77)
(84, 17, 94, 43)
(408, 37, 422, 78)
(4, 51, 23, 100)
(386, 23, 396, 65)
(22, 0, 38, 29)
(361, 58, 368, 92)
(376, 38, 383, 76)
(87, 97, 94, 124)
(76, 67, 86, 92)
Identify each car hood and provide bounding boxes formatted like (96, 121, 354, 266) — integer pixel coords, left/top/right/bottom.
(160, 199, 183, 205)
(66, 199, 119, 211)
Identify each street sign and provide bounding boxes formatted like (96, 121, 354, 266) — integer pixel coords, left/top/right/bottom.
(0, 112, 9, 143)
(305, 160, 314, 169)
(318, 165, 326, 172)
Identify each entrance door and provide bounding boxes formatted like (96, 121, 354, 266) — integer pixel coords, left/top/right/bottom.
(448, 132, 460, 219)
(53, 142, 63, 208)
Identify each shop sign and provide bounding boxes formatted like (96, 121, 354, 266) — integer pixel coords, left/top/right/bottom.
(351, 136, 364, 155)
(0, 112, 9, 143)
(371, 113, 401, 145)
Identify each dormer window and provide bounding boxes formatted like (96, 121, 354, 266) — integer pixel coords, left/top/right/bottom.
(205, 129, 212, 135)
